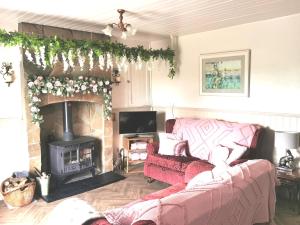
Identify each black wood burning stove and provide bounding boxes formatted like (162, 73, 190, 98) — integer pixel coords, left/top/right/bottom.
(48, 102, 97, 183)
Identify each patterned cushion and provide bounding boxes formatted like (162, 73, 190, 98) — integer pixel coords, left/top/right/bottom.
(146, 154, 198, 172)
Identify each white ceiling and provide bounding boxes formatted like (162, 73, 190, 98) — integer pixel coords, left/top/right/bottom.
(0, 0, 300, 40)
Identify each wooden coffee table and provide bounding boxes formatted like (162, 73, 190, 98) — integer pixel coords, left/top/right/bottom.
(276, 168, 300, 214)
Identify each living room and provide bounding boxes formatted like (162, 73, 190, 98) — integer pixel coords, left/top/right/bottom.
(0, 1, 300, 225)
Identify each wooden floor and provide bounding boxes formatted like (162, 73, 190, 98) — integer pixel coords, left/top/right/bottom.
(0, 172, 299, 225)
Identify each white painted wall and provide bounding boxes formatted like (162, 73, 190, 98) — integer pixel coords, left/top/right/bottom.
(151, 13, 300, 114)
(0, 46, 29, 183)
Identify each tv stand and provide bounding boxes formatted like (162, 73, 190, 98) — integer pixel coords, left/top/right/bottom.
(122, 135, 154, 173)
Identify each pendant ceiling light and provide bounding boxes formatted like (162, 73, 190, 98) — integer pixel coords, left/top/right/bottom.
(102, 9, 137, 40)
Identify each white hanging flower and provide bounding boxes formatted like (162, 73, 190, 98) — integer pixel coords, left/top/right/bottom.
(32, 96, 40, 102)
(88, 49, 93, 71)
(105, 80, 110, 85)
(39, 46, 46, 69)
(103, 88, 107, 93)
(41, 89, 47, 94)
(62, 53, 69, 72)
(78, 76, 83, 80)
(25, 49, 33, 62)
(56, 89, 62, 96)
(106, 53, 113, 71)
(77, 49, 84, 71)
(28, 81, 34, 88)
(31, 106, 39, 113)
(136, 56, 143, 70)
(99, 81, 103, 86)
(92, 86, 98, 93)
(66, 86, 74, 93)
(46, 82, 53, 89)
(34, 79, 40, 86)
(35, 50, 41, 66)
(81, 85, 87, 91)
(98, 55, 105, 70)
(68, 50, 74, 68)
(54, 80, 62, 87)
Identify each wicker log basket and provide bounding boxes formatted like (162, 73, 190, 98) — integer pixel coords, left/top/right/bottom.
(1, 177, 36, 207)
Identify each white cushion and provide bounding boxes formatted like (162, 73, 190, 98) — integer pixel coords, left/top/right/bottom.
(158, 132, 186, 156)
(208, 145, 230, 166)
(185, 170, 214, 190)
(225, 143, 248, 164)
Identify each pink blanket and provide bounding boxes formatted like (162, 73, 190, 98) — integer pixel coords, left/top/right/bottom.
(172, 118, 261, 161)
(104, 159, 275, 225)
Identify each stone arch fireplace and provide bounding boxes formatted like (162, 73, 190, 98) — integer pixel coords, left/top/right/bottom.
(25, 94, 113, 174)
(19, 22, 113, 175)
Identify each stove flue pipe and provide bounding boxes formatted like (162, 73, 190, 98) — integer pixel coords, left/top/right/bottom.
(63, 101, 74, 141)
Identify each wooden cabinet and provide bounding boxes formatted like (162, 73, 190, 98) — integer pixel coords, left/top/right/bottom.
(112, 64, 151, 108)
(123, 136, 153, 173)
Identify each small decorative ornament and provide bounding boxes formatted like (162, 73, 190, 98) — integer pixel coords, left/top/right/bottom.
(0, 62, 14, 86)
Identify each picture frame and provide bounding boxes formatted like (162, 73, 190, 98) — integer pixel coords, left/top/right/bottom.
(199, 49, 250, 97)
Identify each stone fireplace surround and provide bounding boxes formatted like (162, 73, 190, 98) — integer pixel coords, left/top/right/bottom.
(20, 22, 113, 174)
(27, 94, 113, 173)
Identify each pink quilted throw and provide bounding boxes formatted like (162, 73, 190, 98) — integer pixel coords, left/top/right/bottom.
(172, 118, 261, 161)
(103, 159, 276, 225)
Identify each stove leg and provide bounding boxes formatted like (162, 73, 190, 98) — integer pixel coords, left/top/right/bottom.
(91, 168, 96, 177)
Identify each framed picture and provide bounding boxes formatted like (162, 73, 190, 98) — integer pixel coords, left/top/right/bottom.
(199, 49, 250, 97)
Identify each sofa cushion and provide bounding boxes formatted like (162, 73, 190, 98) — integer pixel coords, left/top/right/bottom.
(207, 145, 230, 166)
(146, 154, 199, 172)
(225, 143, 248, 164)
(158, 132, 187, 156)
(172, 118, 261, 161)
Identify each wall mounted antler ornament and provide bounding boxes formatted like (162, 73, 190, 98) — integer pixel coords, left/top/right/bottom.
(0, 62, 14, 86)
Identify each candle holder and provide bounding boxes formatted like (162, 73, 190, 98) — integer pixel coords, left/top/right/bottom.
(0, 62, 14, 87)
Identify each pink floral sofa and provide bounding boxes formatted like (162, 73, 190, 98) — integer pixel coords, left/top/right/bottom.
(144, 118, 262, 184)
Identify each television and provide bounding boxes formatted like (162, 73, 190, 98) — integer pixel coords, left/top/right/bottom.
(119, 111, 157, 134)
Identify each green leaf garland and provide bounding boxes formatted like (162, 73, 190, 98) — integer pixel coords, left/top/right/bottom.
(27, 75, 112, 124)
(0, 29, 176, 78)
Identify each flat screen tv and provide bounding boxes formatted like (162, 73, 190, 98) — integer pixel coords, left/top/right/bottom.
(119, 111, 157, 134)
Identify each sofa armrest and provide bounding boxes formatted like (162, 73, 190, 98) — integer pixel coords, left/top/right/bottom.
(147, 142, 159, 155)
(184, 160, 214, 183)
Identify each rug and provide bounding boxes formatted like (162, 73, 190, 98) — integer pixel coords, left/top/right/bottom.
(41, 171, 125, 203)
